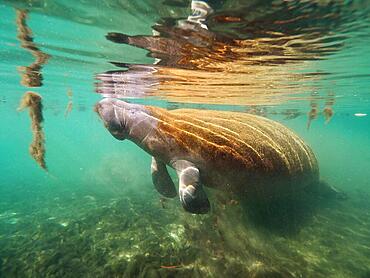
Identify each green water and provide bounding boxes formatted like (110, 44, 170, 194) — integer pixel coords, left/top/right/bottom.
(1, 1, 370, 277)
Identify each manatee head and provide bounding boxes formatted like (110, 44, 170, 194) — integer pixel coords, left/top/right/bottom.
(95, 98, 127, 140)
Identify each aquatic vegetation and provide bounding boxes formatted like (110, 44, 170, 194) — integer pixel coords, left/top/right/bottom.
(18, 91, 46, 170)
(15, 9, 48, 171)
(1, 183, 370, 277)
(64, 88, 73, 118)
(15, 9, 50, 88)
(307, 92, 319, 130)
(307, 91, 337, 129)
(323, 92, 335, 124)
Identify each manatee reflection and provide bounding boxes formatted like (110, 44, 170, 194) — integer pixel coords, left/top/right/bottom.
(96, 64, 313, 106)
(95, 98, 341, 215)
(96, 0, 346, 111)
(106, 0, 348, 70)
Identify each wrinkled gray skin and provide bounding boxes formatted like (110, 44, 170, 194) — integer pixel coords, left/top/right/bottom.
(95, 98, 210, 214)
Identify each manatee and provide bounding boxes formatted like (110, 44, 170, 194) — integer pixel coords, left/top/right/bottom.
(95, 98, 328, 214)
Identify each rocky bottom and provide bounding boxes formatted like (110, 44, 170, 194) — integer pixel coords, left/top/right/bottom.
(0, 182, 370, 278)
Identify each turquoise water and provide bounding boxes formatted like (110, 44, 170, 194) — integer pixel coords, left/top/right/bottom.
(1, 1, 370, 277)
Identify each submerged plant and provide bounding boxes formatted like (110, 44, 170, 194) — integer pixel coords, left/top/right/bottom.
(64, 88, 73, 118)
(323, 92, 335, 124)
(15, 9, 50, 87)
(18, 91, 47, 170)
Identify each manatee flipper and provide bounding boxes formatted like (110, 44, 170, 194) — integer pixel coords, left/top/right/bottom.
(172, 160, 210, 214)
(151, 157, 177, 198)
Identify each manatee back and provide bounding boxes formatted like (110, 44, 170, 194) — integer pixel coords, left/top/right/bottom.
(147, 107, 319, 194)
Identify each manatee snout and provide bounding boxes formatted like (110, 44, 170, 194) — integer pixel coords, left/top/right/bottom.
(95, 98, 126, 140)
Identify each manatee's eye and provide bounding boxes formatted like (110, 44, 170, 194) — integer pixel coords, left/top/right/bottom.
(95, 100, 126, 140)
(105, 116, 126, 141)
(109, 129, 126, 140)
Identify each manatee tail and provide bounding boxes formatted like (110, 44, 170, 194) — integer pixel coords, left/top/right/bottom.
(314, 180, 348, 200)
